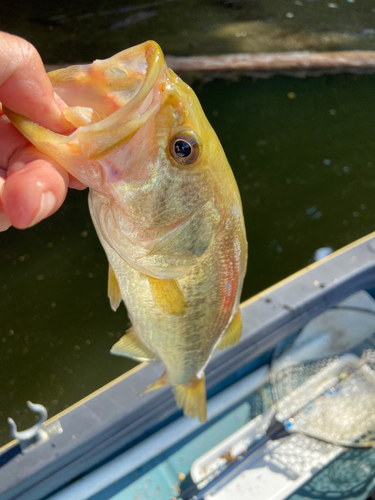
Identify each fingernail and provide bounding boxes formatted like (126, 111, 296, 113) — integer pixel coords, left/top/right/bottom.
(54, 92, 68, 110)
(53, 93, 71, 132)
(28, 191, 56, 227)
(53, 107, 71, 132)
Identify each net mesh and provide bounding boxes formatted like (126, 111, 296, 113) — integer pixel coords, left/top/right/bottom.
(270, 291, 375, 448)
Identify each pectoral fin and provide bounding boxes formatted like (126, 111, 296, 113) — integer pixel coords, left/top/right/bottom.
(216, 309, 242, 350)
(110, 328, 157, 362)
(148, 276, 187, 315)
(173, 376, 207, 423)
(108, 264, 122, 311)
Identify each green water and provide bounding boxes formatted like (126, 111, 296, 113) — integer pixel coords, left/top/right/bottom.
(3, 0, 375, 60)
(1, 73, 375, 445)
(205, 74, 375, 298)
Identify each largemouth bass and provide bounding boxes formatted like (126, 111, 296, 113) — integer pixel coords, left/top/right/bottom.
(5, 41, 247, 422)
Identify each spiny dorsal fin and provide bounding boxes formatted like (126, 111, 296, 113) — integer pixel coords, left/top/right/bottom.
(172, 375, 207, 423)
(148, 276, 188, 316)
(110, 328, 157, 362)
(108, 264, 122, 312)
(216, 309, 242, 351)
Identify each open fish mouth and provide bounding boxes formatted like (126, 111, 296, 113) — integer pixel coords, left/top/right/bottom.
(58, 40, 169, 160)
(3, 41, 169, 173)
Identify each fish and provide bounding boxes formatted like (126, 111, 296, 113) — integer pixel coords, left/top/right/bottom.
(4, 41, 247, 422)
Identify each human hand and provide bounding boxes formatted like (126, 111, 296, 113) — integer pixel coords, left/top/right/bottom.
(0, 32, 85, 231)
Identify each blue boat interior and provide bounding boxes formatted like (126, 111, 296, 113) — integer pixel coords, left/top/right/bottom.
(50, 295, 375, 499)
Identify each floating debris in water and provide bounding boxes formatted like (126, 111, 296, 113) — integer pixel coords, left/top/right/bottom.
(314, 247, 333, 261)
(306, 206, 316, 215)
(361, 29, 375, 38)
(306, 206, 323, 220)
(287, 92, 296, 99)
(323, 159, 331, 166)
(285, 12, 294, 18)
(110, 11, 157, 30)
(101, 0, 182, 17)
(312, 212, 323, 219)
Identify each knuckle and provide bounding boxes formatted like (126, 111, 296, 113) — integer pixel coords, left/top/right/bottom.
(15, 37, 38, 65)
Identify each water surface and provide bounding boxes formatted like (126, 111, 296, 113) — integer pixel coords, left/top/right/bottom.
(1, 73, 375, 445)
(3, 0, 375, 60)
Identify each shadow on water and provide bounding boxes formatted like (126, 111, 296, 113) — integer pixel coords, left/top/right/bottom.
(1, 72, 375, 445)
(3, 0, 375, 62)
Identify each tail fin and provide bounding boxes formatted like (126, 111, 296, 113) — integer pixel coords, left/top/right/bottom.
(173, 376, 207, 423)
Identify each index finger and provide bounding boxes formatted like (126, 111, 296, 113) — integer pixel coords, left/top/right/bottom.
(0, 31, 69, 133)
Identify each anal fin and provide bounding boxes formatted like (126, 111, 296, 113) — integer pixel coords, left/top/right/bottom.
(217, 309, 242, 351)
(148, 276, 187, 316)
(108, 264, 122, 311)
(110, 328, 157, 362)
(173, 375, 207, 423)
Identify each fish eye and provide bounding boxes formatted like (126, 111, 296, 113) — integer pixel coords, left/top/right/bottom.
(170, 132, 200, 165)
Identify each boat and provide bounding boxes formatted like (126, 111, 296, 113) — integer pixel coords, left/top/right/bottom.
(2, 232, 375, 500)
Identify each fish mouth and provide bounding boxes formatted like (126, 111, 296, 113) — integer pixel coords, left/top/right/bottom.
(72, 41, 169, 160)
(4, 41, 169, 165)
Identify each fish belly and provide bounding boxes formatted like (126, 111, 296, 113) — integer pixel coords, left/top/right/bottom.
(90, 201, 246, 387)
